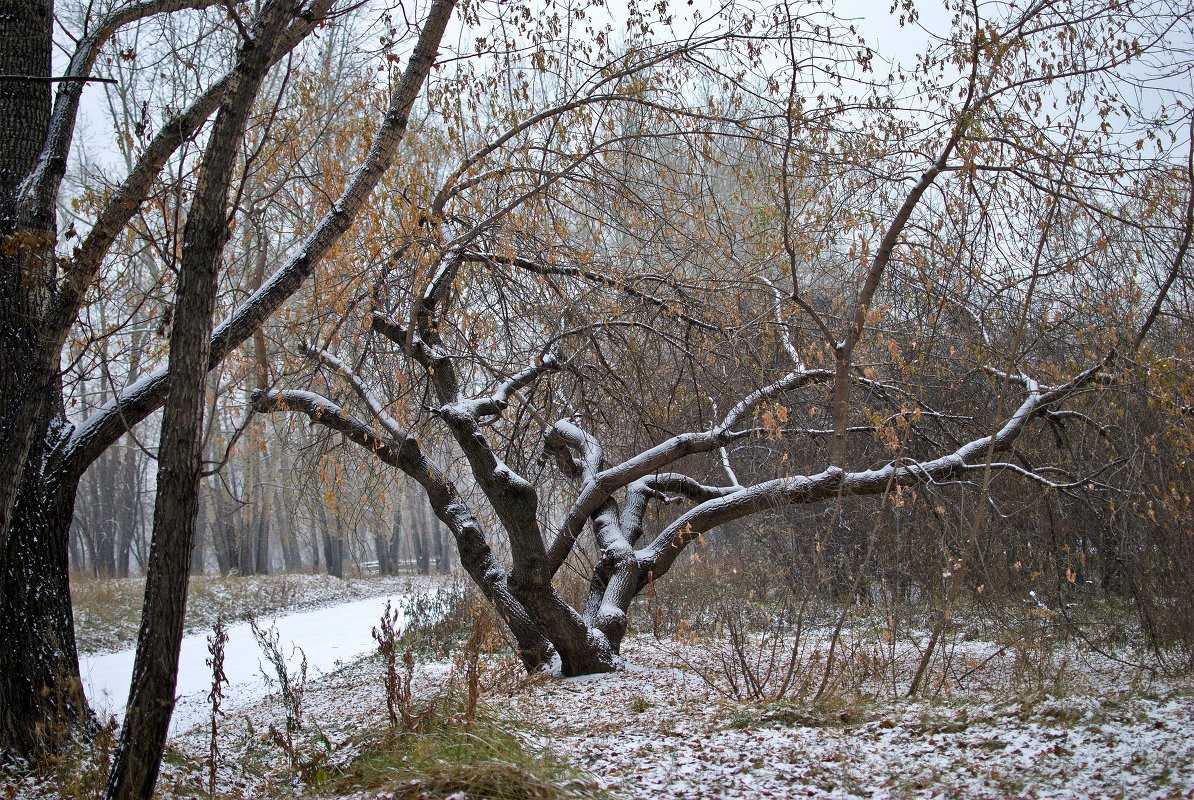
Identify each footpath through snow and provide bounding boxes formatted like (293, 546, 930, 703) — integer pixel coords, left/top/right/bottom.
(80, 594, 407, 734)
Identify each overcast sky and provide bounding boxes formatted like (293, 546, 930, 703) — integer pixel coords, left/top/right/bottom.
(60, 0, 953, 185)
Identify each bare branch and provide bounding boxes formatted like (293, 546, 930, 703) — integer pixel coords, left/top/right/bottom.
(22, 0, 226, 223)
(708, 399, 742, 487)
(463, 251, 721, 333)
(300, 344, 409, 443)
(55, 0, 458, 480)
(621, 472, 737, 546)
(251, 388, 555, 667)
(640, 359, 1113, 581)
(0, 74, 116, 84)
(1133, 112, 1194, 352)
(546, 367, 833, 574)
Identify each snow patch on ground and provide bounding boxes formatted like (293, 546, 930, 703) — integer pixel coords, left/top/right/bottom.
(73, 573, 443, 654)
(80, 594, 410, 734)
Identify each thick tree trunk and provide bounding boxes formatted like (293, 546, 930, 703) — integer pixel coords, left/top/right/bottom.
(0, 421, 93, 757)
(0, 0, 53, 555)
(433, 517, 451, 574)
(323, 531, 344, 578)
(411, 501, 431, 575)
(0, 11, 67, 757)
(254, 513, 271, 575)
(374, 506, 400, 574)
(281, 512, 304, 572)
(191, 487, 208, 575)
(104, 6, 290, 793)
(2, 0, 113, 705)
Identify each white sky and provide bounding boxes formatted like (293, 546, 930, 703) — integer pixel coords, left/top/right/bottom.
(59, 0, 948, 175)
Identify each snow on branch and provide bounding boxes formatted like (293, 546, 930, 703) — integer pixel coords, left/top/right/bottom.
(544, 418, 604, 482)
(758, 276, 807, 371)
(494, 353, 560, 407)
(621, 473, 737, 546)
(715, 370, 835, 434)
(414, 246, 464, 344)
(250, 390, 407, 468)
(442, 352, 564, 425)
(638, 359, 1114, 581)
(299, 344, 410, 444)
(370, 311, 438, 367)
(545, 367, 835, 574)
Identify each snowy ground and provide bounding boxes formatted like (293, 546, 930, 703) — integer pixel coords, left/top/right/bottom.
(12, 579, 1194, 799)
(163, 629, 1193, 799)
(80, 594, 410, 733)
(508, 639, 1194, 800)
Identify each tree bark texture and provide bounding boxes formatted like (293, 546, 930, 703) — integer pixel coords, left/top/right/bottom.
(104, 3, 296, 794)
(0, 434, 92, 756)
(0, 0, 54, 590)
(0, 0, 76, 753)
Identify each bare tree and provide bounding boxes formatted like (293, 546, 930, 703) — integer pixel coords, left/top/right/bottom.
(254, 0, 1193, 675)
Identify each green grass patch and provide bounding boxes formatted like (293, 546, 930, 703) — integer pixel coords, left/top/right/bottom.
(327, 717, 604, 800)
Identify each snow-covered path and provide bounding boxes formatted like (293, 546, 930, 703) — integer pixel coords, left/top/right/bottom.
(79, 594, 405, 734)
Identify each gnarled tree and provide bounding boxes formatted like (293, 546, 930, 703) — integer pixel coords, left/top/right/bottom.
(253, 0, 1193, 675)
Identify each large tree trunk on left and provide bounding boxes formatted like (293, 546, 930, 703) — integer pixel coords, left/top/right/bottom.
(0, 0, 79, 759)
(0, 412, 93, 757)
(0, 0, 52, 552)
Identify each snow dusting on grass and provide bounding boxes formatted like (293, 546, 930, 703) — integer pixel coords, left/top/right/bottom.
(150, 632, 1192, 799)
(13, 579, 1194, 799)
(503, 638, 1193, 799)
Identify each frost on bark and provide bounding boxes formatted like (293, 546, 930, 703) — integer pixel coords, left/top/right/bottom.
(0, 0, 80, 756)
